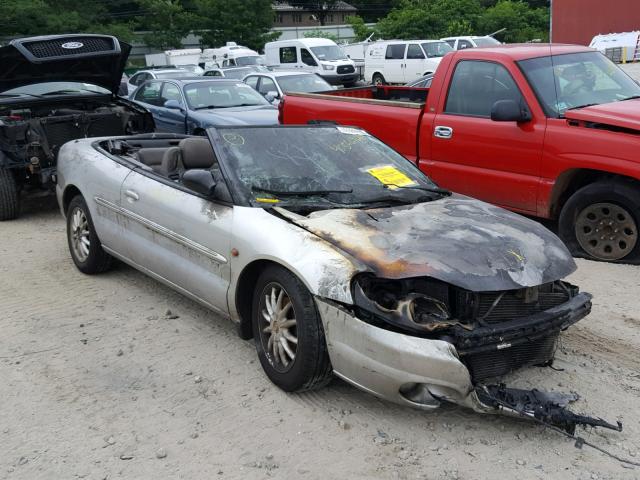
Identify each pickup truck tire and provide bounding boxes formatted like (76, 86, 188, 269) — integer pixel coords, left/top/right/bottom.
(372, 73, 387, 86)
(252, 265, 332, 392)
(0, 168, 20, 221)
(66, 195, 113, 274)
(559, 180, 640, 263)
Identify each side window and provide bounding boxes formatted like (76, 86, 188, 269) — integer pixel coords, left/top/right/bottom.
(244, 76, 259, 89)
(280, 46, 297, 64)
(385, 44, 406, 60)
(131, 73, 146, 86)
(301, 48, 317, 66)
(445, 61, 524, 117)
(134, 81, 163, 106)
(444, 39, 455, 48)
(258, 77, 277, 95)
(458, 40, 473, 50)
(161, 83, 183, 105)
(406, 44, 425, 60)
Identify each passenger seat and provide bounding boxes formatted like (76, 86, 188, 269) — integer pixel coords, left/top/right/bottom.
(159, 137, 217, 180)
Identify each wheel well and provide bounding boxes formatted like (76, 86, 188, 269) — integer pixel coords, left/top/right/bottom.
(235, 259, 282, 340)
(62, 185, 82, 214)
(550, 169, 640, 218)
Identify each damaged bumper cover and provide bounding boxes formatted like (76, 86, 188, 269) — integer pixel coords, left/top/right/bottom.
(316, 292, 592, 412)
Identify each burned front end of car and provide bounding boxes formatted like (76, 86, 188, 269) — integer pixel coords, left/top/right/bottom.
(351, 274, 591, 384)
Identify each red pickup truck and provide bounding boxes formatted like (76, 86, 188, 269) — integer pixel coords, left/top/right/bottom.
(280, 44, 640, 263)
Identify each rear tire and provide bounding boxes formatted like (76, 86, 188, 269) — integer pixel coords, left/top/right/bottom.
(66, 195, 113, 274)
(0, 168, 19, 221)
(558, 180, 640, 263)
(252, 265, 332, 392)
(372, 73, 386, 86)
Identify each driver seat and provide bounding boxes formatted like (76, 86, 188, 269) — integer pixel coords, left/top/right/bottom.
(159, 137, 217, 179)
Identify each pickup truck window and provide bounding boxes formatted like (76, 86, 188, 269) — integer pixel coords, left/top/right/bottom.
(445, 60, 523, 117)
(386, 44, 406, 60)
(518, 52, 640, 117)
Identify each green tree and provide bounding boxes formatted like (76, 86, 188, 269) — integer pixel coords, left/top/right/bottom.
(303, 29, 339, 42)
(346, 15, 376, 42)
(138, 0, 196, 50)
(194, 0, 279, 51)
(477, 0, 549, 42)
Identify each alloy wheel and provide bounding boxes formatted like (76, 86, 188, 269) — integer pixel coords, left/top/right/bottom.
(70, 206, 91, 262)
(258, 282, 298, 372)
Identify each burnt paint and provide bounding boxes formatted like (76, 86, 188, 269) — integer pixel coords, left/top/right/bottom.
(289, 195, 576, 292)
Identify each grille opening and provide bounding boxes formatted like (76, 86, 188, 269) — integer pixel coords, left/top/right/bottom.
(337, 65, 355, 74)
(23, 37, 115, 58)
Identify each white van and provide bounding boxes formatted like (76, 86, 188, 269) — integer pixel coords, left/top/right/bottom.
(364, 40, 452, 85)
(264, 38, 358, 86)
(200, 42, 263, 69)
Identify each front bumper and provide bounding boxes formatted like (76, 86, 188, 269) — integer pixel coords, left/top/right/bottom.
(315, 292, 592, 411)
(320, 73, 360, 85)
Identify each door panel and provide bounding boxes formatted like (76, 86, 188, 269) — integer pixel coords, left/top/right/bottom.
(156, 82, 187, 133)
(118, 170, 232, 313)
(384, 44, 406, 83)
(404, 44, 425, 82)
(427, 60, 544, 212)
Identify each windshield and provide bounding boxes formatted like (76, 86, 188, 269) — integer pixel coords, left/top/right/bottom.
(2, 81, 110, 96)
(473, 37, 501, 47)
(236, 56, 263, 66)
(518, 51, 640, 117)
(277, 74, 331, 93)
(212, 126, 443, 209)
(421, 41, 453, 58)
(155, 71, 193, 80)
(310, 46, 347, 61)
(184, 82, 269, 109)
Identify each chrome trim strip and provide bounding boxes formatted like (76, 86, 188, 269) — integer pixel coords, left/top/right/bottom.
(95, 196, 228, 264)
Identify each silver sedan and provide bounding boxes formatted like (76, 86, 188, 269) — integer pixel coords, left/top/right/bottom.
(55, 126, 596, 425)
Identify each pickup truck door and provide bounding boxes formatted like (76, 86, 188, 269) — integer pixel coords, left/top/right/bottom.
(426, 59, 545, 213)
(117, 168, 232, 314)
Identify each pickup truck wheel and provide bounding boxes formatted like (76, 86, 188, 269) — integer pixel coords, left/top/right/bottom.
(372, 73, 386, 86)
(66, 195, 113, 274)
(559, 180, 640, 263)
(0, 168, 19, 221)
(252, 265, 332, 392)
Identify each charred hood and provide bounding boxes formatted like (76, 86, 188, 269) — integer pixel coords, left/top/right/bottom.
(287, 196, 576, 292)
(0, 34, 130, 95)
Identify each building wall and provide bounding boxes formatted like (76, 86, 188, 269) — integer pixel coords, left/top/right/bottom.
(552, 0, 640, 45)
(274, 11, 354, 27)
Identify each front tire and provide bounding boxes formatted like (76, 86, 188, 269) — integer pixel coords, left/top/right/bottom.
(559, 180, 640, 263)
(66, 195, 113, 274)
(252, 265, 332, 392)
(0, 168, 19, 221)
(372, 73, 386, 86)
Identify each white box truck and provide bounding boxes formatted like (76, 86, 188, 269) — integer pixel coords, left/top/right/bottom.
(264, 38, 358, 87)
(200, 42, 263, 69)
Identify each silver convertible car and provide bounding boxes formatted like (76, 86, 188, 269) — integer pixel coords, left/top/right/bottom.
(56, 125, 604, 426)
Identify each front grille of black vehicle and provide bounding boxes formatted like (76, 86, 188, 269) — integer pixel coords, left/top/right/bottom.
(463, 333, 558, 382)
(476, 290, 570, 324)
(23, 37, 115, 58)
(337, 65, 355, 74)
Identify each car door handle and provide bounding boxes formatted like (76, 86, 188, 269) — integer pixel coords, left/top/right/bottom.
(434, 126, 453, 139)
(124, 190, 139, 201)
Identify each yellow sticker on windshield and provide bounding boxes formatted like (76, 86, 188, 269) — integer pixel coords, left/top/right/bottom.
(367, 166, 416, 188)
(255, 197, 280, 204)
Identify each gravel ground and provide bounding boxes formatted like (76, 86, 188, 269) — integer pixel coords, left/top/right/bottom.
(1, 197, 640, 480)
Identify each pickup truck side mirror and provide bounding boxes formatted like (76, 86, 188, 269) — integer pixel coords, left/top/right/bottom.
(164, 99, 184, 111)
(182, 169, 217, 197)
(490, 99, 531, 122)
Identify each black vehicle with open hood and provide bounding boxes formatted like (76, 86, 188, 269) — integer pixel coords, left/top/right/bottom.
(0, 34, 155, 220)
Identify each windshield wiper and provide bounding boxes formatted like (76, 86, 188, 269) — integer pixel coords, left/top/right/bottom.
(0, 92, 43, 98)
(252, 185, 353, 196)
(194, 105, 217, 110)
(619, 95, 640, 101)
(564, 103, 599, 111)
(41, 88, 101, 96)
(383, 183, 451, 196)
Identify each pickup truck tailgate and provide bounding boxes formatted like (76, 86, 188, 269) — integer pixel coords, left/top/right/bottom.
(281, 92, 424, 163)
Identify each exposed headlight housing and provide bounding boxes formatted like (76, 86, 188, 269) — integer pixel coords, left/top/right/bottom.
(322, 64, 335, 71)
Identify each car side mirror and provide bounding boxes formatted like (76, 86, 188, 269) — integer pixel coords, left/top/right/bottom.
(164, 99, 184, 111)
(264, 91, 280, 102)
(182, 169, 217, 197)
(490, 99, 531, 122)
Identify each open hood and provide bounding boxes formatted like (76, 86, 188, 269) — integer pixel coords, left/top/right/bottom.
(286, 195, 576, 292)
(564, 99, 640, 131)
(0, 34, 130, 95)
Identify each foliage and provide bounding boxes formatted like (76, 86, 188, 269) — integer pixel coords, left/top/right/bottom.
(193, 0, 280, 51)
(304, 30, 340, 42)
(477, 0, 549, 42)
(346, 15, 376, 42)
(139, 0, 197, 50)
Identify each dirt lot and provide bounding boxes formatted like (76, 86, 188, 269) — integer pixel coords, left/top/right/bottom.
(1, 198, 639, 480)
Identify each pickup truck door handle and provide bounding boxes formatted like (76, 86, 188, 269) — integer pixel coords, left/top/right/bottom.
(124, 190, 139, 201)
(434, 126, 453, 139)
